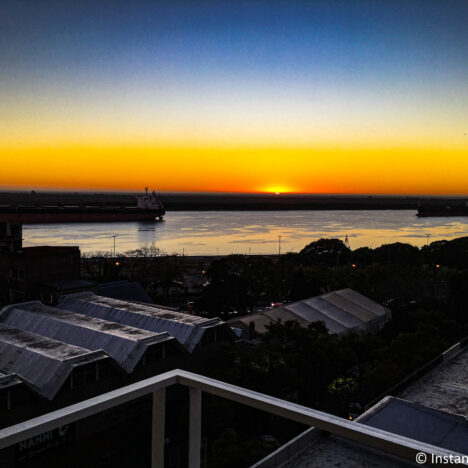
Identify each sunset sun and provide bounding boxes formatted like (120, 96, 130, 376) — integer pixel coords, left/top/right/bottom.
(262, 185, 294, 195)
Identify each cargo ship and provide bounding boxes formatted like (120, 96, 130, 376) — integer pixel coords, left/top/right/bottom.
(417, 201, 468, 217)
(0, 189, 165, 223)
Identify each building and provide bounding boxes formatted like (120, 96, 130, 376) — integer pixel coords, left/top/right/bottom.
(0, 222, 22, 253)
(0, 292, 232, 415)
(0, 222, 91, 306)
(230, 288, 392, 335)
(0, 294, 233, 467)
(0, 301, 180, 374)
(58, 291, 234, 352)
(0, 301, 188, 466)
(0, 324, 112, 401)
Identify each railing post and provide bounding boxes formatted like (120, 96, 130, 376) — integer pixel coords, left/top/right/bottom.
(152, 388, 166, 468)
(189, 387, 202, 468)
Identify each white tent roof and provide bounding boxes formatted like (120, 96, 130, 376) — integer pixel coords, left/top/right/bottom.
(282, 288, 391, 334)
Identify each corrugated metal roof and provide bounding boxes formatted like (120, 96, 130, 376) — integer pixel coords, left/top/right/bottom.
(0, 372, 22, 390)
(0, 301, 175, 374)
(0, 325, 107, 400)
(58, 292, 225, 352)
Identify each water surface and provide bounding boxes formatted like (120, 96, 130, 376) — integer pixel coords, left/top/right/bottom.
(23, 210, 468, 255)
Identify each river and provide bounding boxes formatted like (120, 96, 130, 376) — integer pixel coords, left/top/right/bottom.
(22, 210, 468, 256)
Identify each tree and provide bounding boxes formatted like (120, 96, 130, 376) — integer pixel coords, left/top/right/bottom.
(372, 243, 421, 265)
(299, 238, 351, 266)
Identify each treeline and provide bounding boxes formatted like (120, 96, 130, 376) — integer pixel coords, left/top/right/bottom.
(81, 247, 186, 301)
(195, 237, 468, 317)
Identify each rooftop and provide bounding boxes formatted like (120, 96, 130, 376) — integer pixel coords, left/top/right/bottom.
(0, 301, 175, 373)
(58, 292, 228, 352)
(282, 434, 409, 468)
(20, 246, 80, 255)
(400, 343, 468, 417)
(0, 324, 107, 399)
(230, 288, 391, 335)
(358, 397, 468, 455)
(0, 373, 22, 391)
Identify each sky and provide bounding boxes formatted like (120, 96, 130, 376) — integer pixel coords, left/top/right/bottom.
(0, 0, 467, 194)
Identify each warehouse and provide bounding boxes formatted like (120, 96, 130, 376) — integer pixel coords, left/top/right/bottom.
(59, 291, 234, 352)
(230, 288, 391, 335)
(0, 324, 112, 400)
(0, 301, 181, 374)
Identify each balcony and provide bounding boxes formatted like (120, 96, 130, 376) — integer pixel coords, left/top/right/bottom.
(0, 369, 465, 467)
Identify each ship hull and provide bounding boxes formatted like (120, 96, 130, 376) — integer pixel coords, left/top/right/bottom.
(417, 207, 468, 217)
(0, 208, 164, 224)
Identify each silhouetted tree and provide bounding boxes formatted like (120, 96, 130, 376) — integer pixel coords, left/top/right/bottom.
(299, 238, 351, 266)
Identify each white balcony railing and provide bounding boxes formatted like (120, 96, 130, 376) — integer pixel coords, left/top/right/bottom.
(0, 369, 464, 467)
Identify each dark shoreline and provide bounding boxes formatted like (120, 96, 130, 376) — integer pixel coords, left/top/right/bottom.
(1, 191, 465, 211)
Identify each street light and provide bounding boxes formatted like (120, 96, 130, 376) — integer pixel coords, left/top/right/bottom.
(112, 235, 117, 257)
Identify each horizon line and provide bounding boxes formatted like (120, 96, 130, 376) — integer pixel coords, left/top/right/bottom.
(0, 188, 467, 198)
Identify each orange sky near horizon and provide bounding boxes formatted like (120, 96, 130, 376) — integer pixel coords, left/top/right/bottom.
(1, 143, 467, 195)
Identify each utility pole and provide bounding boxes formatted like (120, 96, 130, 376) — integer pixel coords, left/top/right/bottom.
(425, 233, 431, 246)
(112, 235, 117, 257)
(278, 236, 282, 256)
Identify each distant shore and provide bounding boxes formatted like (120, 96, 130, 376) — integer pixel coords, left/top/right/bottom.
(0, 191, 465, 212)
